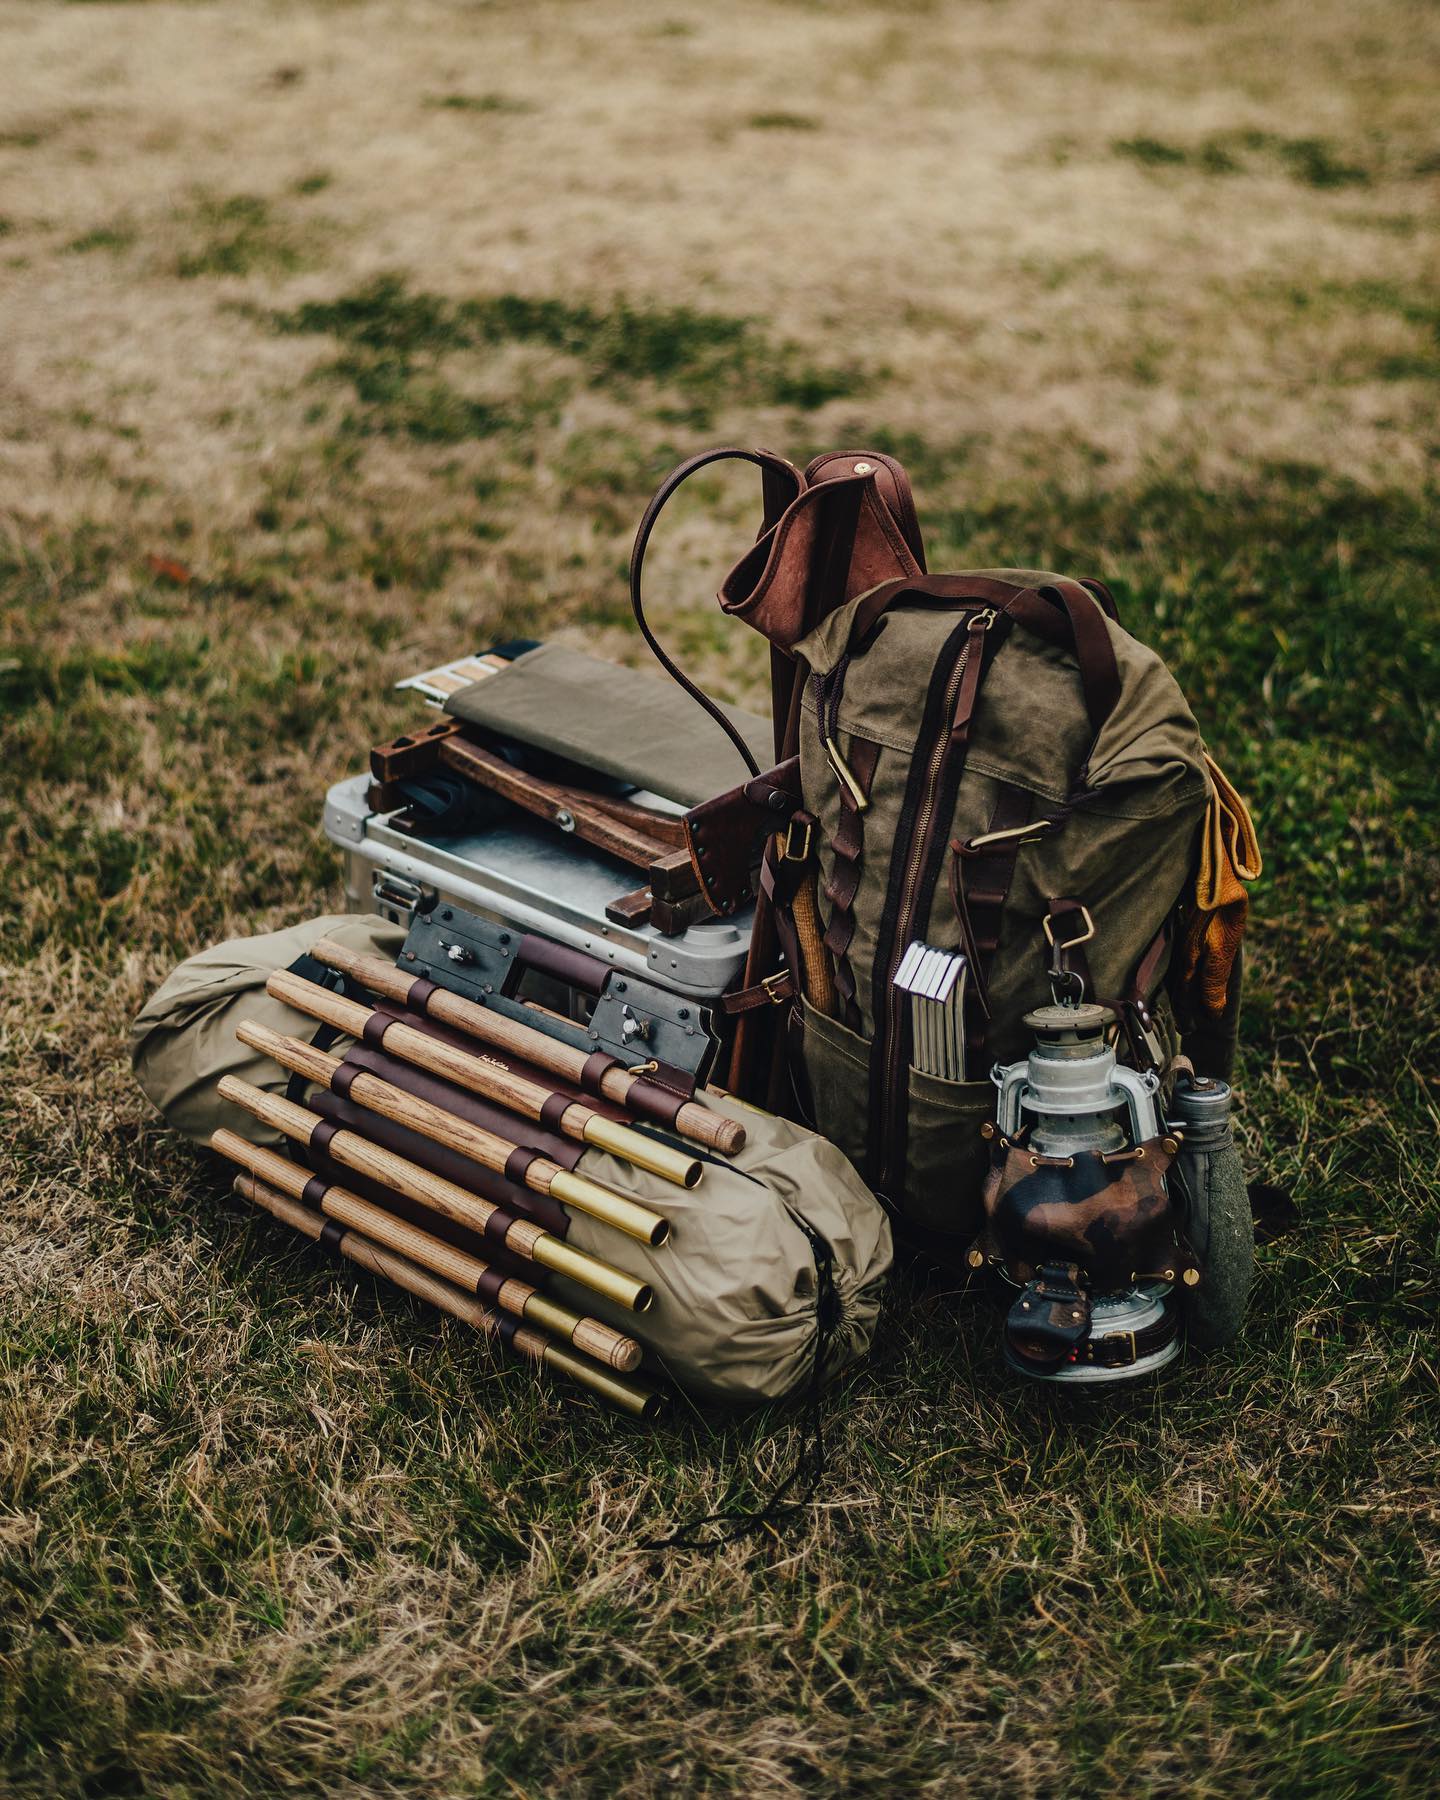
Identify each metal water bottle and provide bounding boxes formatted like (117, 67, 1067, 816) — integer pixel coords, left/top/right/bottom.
(1166, 1069, 1253, 1349)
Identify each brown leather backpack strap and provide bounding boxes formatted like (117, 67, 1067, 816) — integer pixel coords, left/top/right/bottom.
(950, 784, 1033, 1013)
(996, 581, 1121, 761)
(629, 446, 803, 780)
(1036, 578, 1122, 745)
(1080, 576, 1121, 622)
(844, 574, 1123, 756)
(1116, 922, 1171, 1070)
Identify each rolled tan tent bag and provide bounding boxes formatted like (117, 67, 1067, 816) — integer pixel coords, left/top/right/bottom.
(131, 914, 407, 1149)
(132, 915, 893, 1403)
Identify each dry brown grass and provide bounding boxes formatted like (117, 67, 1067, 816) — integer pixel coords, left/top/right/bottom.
(2, 1, 1439, 1794)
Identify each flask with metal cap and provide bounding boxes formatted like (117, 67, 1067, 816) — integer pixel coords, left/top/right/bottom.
(1166, 1070, 1253, 1349)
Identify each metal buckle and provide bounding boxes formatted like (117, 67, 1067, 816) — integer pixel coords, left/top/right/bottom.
(761, 971, 791, 1004)
(1043, 905, 1095, 953)
(1100, 1329, 1138, 1366)
(781, 816, 813, 862)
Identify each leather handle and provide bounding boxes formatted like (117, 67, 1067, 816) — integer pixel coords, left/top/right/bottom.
(629, 446, 803, 781)
(516, 932, 611, 996)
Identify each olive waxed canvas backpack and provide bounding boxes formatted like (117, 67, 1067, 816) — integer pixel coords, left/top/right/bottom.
(631, 447, 1245, 1258)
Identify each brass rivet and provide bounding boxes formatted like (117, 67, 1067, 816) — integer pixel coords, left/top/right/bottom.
(967, 1248, 985, 1268)
(1071, 1311, 1083, 1322)
(1183, 1267, 1201, 1287)
(853, 461, 874, 474)
(1021, 1300, 1031, 1309)
(1162, 1137, 1179, 1155)
(980, 1121, 996, 1140)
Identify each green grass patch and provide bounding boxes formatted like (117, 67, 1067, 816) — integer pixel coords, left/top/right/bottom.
(1276, 278, 1440, 379)
(1113, 134, 1190, 168)
(746, 110, 820, 131)
(175, 193, 309, 280)
(425, 92, 535, 115)
(65, 219, 138, 255)
(1114, 129, 1373, 186)
(271, 273, 866, 430)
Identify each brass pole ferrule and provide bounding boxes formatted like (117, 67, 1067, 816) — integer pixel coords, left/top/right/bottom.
(581, 1117, 701, 1189)
(540, 1341, 664, 1419)
(520, 1293, 643, 1372)
(548, 1169, 671, 1247)
(532, 1234, 653, 1313)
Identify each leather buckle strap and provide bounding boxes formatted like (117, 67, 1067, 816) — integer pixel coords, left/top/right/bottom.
(950, 783, 1041, 1045)
(1098, 1329, 1137, 1366)
(781, 814, 813, 862)
(721, 969, 797, 1014)
(1069, 1306, 1178, 1368)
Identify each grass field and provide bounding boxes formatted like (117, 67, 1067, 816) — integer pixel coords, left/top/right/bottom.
(2, 0, 1439, 1793)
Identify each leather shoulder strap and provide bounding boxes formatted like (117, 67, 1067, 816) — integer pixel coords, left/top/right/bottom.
(630, 447, 803, 780)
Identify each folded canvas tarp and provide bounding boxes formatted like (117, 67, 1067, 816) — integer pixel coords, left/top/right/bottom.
(444, 642, 772, 808)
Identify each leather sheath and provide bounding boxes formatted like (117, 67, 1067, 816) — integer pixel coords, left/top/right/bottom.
(683, 755, 803, 915)
(718, 461, 925, 650)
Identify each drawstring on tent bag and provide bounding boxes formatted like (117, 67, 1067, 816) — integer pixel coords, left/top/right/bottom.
(643, 1217, 840, 1551)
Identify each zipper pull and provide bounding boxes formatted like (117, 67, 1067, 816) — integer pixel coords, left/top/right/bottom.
(949, 609, 998, 744)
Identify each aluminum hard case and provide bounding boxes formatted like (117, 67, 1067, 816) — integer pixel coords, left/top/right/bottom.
(322, 772, 754, 1009)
